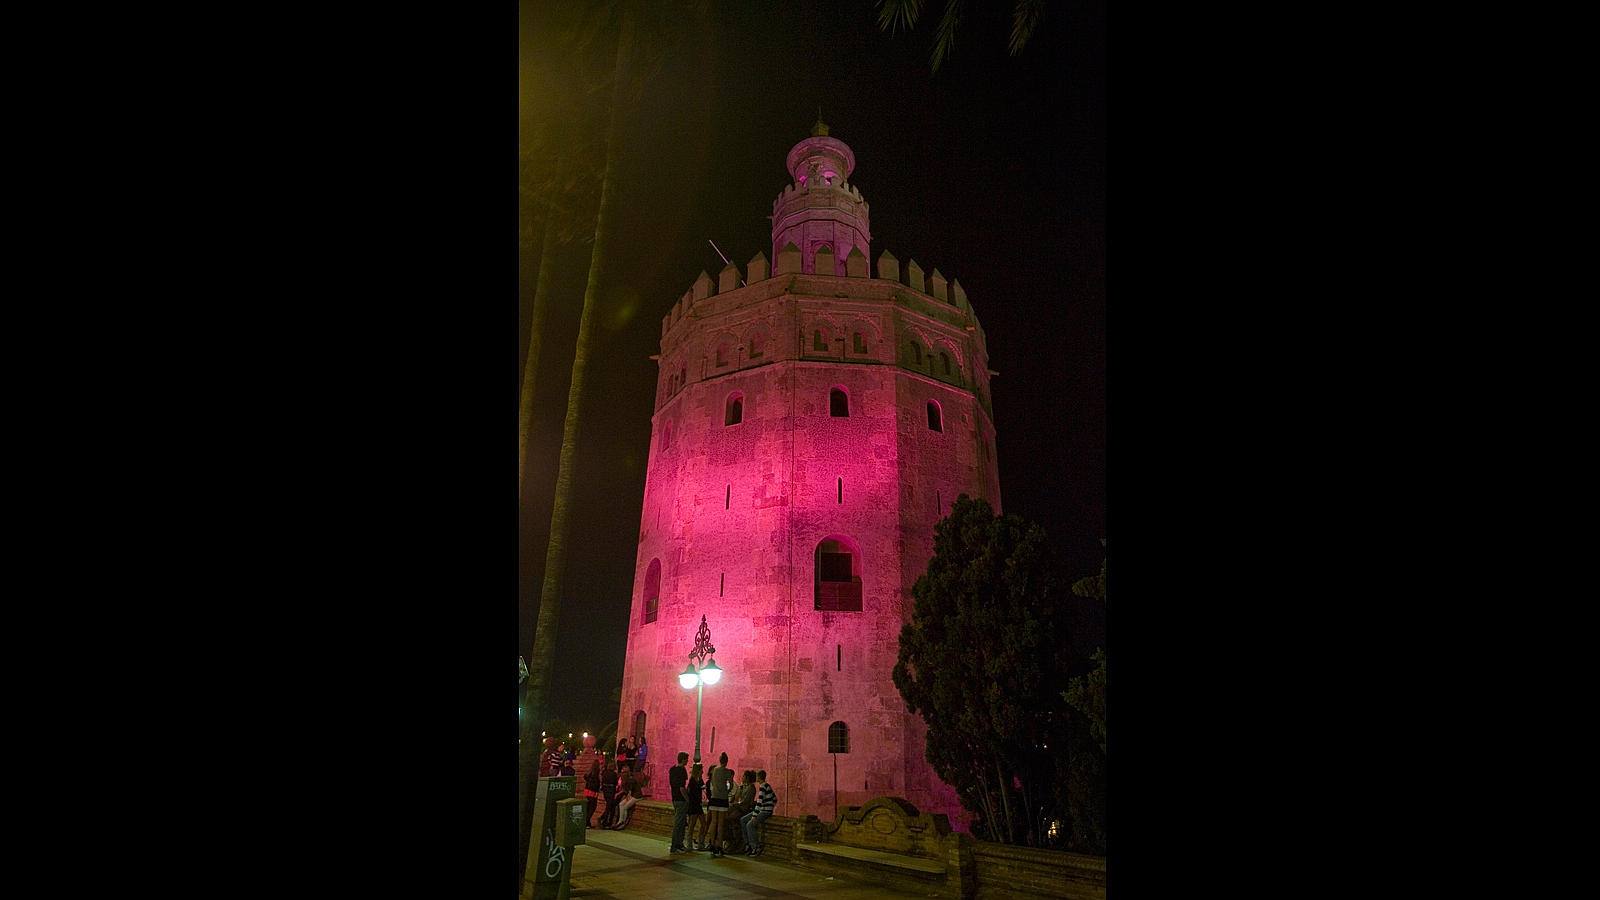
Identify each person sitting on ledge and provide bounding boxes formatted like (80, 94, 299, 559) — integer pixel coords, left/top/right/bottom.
(741, 770, 776, 857)
(610, 768, 642, 830)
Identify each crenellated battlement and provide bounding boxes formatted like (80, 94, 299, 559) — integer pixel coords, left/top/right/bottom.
(661, 246, 982, 346)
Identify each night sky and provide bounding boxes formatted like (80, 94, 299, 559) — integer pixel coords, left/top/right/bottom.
(519, 0, 1105, 730)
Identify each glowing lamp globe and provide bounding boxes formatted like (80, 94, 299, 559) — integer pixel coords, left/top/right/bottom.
(699, 657, 722, 685)
(678, 663, 700, 690)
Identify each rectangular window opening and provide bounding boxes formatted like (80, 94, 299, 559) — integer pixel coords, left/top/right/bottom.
(837, 644, 842, 671)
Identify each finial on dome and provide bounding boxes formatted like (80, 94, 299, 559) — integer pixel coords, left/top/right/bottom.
(812, 108, 829, 136)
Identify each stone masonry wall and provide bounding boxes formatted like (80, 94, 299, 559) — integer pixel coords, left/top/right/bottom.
(619, 131, 998, 831)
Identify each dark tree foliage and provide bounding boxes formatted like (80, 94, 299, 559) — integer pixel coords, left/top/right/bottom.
(894, 496, 1105, 852)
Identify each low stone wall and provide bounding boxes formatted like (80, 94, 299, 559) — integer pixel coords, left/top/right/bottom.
(617, 801, 802, 860)
(972, 842, 1106, 900)
(619, 799, 1105, 900)
(789, 798, 972, 899)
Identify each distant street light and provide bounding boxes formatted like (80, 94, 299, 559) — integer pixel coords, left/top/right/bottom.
(679, 615, 723, 764)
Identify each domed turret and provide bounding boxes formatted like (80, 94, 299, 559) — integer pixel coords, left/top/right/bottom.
(771, 125, 871, 275)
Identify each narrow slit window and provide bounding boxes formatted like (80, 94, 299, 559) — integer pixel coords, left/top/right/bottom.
(837, 477, 843, 504)
(725, 484, 731, 509)
(643, 559, 661, 625)
(720, 573, 725, 597)
(837, 644, 842, 671)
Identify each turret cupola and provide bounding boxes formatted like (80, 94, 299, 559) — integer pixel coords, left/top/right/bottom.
(771, 122, 872, 276)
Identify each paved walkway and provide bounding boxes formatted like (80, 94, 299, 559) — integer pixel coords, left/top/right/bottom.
(568, 828, 941, 899)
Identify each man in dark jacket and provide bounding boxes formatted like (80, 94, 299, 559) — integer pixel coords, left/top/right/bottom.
(668, 752, 690, 852)
(599, 758, 620, 829)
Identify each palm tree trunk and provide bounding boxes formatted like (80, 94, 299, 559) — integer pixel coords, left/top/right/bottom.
(517, 7, 634, 885)
(518, 190, 559, 494)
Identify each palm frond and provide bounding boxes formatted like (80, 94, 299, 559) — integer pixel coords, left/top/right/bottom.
(877, 0, 926, 34)
(930, 0, 964, 72)
(1009, 0, 1045, 56)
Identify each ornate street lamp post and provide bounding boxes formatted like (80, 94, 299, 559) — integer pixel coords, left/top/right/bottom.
(678, 615, 722, 765)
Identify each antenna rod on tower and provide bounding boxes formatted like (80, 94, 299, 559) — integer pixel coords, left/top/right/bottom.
(707, 239, 745, 286)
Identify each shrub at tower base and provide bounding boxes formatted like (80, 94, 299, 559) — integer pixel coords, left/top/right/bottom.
(892, 496, 1107, 853)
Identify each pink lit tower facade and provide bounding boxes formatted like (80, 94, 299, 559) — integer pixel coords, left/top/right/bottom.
(617, 122, 1000, 827)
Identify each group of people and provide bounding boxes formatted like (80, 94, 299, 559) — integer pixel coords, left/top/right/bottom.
(582, 756, 645, 830)
(667, 751, 778, 858)
(538, 739, 578, 777)
(613, 735, 647, 772)
(536, 735, 781, 853)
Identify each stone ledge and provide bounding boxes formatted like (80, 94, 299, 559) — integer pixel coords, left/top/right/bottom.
(795, 841, 948, 875)
(971, 840, 1106, 900)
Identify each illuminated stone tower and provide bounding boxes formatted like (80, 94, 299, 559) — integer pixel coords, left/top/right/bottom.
(617, 122, 1000, 827)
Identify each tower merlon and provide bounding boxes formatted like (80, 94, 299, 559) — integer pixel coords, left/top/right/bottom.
(776, 241, 802, 276)
(693, 270, 714, 300)
(748, 251, 769, 282)
(846, 245, 869, 277)
(877, 250, 899, 283)
(906, 259, 924, 293)
(718, 262, 742, 293)
(929, 268, 948, 301)
(815, 243, 835, 276)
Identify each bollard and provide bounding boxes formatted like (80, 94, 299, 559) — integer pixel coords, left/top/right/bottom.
(521, 776, 578, 900)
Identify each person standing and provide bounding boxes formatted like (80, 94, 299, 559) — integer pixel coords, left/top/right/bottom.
(539, 739, 562, 777)
(703, 752, 735, 857)
(741, 770, 776, 856)
(600, 757, 621, 829)
(668, 752, 690, 853)
(684, 763, 706, 850)
(583, 760, 601, 826)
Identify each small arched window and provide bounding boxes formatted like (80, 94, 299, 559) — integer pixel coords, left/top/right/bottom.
(853, 332, 866, 354)
(632, 710, 647, 741)
(910, 342, 922, 365)
(679, 366, 687, 390)
(725, 392, 744, 426)
(830, 388, 849, 418)
(642, 559, 661, 624)
(815, 537, 862, 611)
(828, 721, 850, 754)
(814, 330, 828, 351)
(940, 352, 951, 375)
(927, 401, 942, 432)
